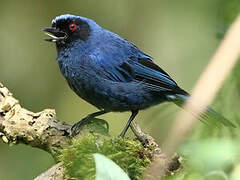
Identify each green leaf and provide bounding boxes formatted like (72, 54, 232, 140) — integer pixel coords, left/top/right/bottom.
(94, 153, 130, 180)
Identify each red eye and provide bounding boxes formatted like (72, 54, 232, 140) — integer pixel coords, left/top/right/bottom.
(69, 23, 77, 31)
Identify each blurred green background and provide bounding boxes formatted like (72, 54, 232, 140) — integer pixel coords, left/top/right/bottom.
(0, 0, 239, 179)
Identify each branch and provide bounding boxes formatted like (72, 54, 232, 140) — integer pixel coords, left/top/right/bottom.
(0, 82, 180, 179)
(0, 83, 71, 157)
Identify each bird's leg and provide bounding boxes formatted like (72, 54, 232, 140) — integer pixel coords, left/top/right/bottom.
(119, 110, 139, 138)
(70, 110, 108, 137)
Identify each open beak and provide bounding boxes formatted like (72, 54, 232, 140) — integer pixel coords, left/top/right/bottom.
(42, 27, 67, 42)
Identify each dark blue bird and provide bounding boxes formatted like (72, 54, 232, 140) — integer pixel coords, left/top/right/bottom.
(42, 14, 235, 137)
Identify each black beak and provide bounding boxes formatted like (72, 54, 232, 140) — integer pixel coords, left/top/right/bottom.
(42, 27, 67, 42)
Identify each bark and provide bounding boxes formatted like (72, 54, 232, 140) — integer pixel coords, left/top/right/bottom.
(0, 83, 71, 157)
(34, 163, 66, 180)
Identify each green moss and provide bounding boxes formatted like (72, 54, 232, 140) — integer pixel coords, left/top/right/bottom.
(59, 135, 151, 180)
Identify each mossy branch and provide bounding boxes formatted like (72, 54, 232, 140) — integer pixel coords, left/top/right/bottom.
(0, 82, 180, 180)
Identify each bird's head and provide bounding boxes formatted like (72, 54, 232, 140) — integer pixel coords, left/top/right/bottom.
(42, 14, 96, 45)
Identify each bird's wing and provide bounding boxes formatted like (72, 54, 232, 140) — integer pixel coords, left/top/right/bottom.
(124, 57, 187, 94)
(94, 52, 187, 94)
(129, 57, 177, 87)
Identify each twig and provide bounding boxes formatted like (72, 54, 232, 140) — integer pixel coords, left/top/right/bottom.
(164, 14, 240, 155)
(34, 163, 66, 180)
(130, 122, 181, 178)
(130, 122, 164, 160)
(144, 14, 240, 179)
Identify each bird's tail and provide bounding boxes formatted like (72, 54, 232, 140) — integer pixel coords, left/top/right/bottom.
(166, 94, 236, 128)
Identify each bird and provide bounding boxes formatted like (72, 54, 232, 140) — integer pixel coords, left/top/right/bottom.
(42, 14, 235, 137)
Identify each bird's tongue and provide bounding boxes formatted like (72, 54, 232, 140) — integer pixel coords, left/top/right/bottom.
(42, 27, 67, 42)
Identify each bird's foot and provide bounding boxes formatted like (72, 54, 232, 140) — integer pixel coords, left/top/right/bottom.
(119, 130, 126, 138)
(69, 116, 109, 137)
(69, 117, 89, 137)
